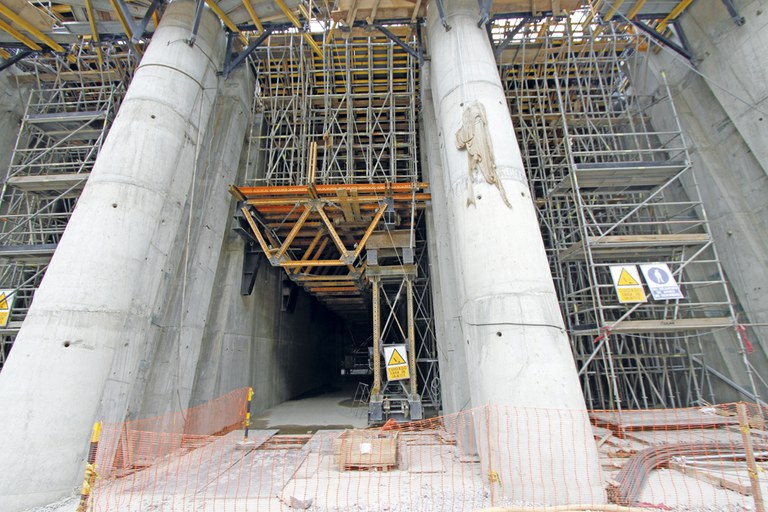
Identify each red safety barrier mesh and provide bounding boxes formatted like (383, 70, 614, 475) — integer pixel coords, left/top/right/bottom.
(86, 395, 767, 511)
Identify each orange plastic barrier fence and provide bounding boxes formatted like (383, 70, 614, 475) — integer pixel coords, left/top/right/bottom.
(86, 395, 766, 512)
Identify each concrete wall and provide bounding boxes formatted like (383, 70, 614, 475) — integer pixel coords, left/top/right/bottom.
(190, 220, 340, 414)
(188, 110, 340, 414)
(634, 0, 768, 400)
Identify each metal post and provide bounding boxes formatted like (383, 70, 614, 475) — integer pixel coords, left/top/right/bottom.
(372, 275, 381, 397)
(369, 275, 383, 422)
(737, 403, 765, 512)
(406, 277, 417, 396)
(244, 386, 254, 440)
(76, 421, 102, 512)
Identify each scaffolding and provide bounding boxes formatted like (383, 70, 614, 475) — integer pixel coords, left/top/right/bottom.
(245, 28, 419, 186)
(235, 28, 440, 417)
(0, 51, 130, 368)
(497, 16, 755, 409)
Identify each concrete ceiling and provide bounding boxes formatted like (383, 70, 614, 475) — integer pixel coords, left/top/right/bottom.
(0, 0, 696, 56)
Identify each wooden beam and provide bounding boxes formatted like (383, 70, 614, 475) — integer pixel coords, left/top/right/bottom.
(316, 205, 349, 258)
(274, 204, 312, 259)
(281, 259, 347, 268)
(240, 206, 274, 257)
(351, 203, 387, 261)
(292, 228, 325, 274)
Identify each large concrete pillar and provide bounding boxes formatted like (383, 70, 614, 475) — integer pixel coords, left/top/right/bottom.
(0, 70, 24, 178)
(420, 60, 472, 416)
(426, 0, 603, 503)
(0, 2, 224, 509)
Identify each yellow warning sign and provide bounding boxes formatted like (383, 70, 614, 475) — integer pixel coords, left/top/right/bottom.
(0, 290, 13, 328)
(609, 266, 646, 304)
(617, 287, 646, 303)
(386, 365, 410, 381)
(383, 345, 410, 381)
(387, 349, 406, 366)
(617, 269, 639, 286)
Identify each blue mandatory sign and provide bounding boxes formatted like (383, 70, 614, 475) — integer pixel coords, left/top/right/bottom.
(647, 266, 669, 285)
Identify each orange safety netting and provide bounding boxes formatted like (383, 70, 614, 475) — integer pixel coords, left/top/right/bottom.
(86, 392, 766, 512)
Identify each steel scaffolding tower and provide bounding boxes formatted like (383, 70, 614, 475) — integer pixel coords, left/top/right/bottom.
(235, 28, 440, 418)
(245, 29, 419, 186)
(497, 16, 755, 409)
(0, 52, 129, 368)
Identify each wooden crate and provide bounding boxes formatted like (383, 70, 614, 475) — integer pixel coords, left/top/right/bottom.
(334, 429, 399, 471)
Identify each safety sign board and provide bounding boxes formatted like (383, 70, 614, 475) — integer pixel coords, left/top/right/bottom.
(384, 345, 410, 381)
(609, 265, 647, 304)
(640, 263, 684, 300)
(0, 290, 15, 328)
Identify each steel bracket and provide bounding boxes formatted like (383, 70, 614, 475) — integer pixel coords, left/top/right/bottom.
(373, 24, 422, 63)
(477, 0, 492, 27)
(221, 25, 276, 78)
(187, 0, 206, 46)
(494, 16, 531, 59)
(721, 0, 745, 26)
(240, 243, 262, 295)
(633, 20, 693, 61)
(133, 0, 163, 43)
(0, 50, 34, 74)
(435, 0, 451, 31)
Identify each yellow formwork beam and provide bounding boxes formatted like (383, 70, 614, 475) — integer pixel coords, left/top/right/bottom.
(603, 0, 624, 21)
(0, 47, 10, 58)
(0, 3, 69, 56)
(241, 0, 264, 33)
(658, 0, 694, 31)
(108, 0, 133, 40)
(627, 0, 648, 19)
(0, 18, 42, 50)
(84, 0, 104, 66)
(204, 0, 248, 45)
(273, 0, 322, 58)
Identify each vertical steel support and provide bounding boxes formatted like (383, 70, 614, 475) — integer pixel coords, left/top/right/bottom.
(187, 0, 206, 46)
(407, 276, 417, 396)
(372, 275, 381, 396)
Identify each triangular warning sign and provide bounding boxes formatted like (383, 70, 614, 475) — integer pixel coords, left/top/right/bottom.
(617, 269, 639, 286)
(0, 293, 7, 310)
(387, 349, 406, 366)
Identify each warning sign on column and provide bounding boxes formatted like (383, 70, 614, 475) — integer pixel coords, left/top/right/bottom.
(0, 290, 15, 328)
(384, 345, 410, 381)
(609, 266, 647, 304)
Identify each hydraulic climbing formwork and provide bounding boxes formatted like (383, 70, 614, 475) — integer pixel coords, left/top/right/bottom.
(497, 15, 757, 409)
(0, 53, 129, 368)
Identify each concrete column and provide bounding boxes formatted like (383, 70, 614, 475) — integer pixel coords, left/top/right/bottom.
(0, 2, 224, 509)
(426, 0, 603, 503)
(421, 60, 470, 415)
(0, 70, 24, 179)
